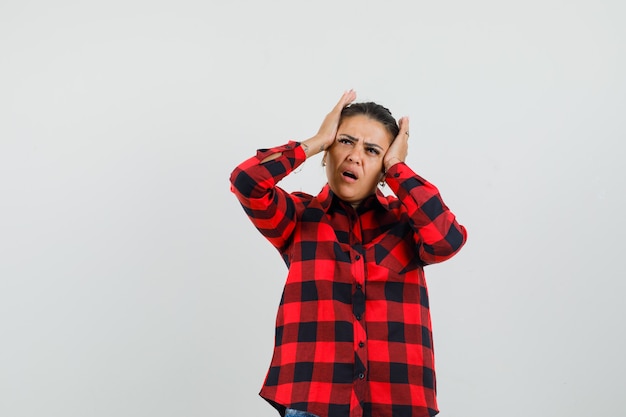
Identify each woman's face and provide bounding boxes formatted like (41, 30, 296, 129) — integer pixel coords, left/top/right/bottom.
(325, 114, 394, 207)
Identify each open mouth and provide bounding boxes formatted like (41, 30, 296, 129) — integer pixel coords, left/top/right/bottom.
(343, 171, 358, 180)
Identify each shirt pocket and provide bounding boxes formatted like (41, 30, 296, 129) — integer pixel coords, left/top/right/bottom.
(365, 233, 422, 279)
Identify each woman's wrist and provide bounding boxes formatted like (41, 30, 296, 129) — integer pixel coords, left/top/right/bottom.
(384, 157, 403, 173)
(301, 135, 331, 158)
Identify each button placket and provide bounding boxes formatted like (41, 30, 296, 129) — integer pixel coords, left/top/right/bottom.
(348, 207, 368, 412)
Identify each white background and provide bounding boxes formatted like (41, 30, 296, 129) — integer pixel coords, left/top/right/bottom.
(1, 1, 624, 416)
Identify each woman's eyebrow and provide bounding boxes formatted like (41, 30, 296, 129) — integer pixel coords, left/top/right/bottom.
(338, 134, 358, 141)
(364, 142, 384, 151)
(339, 134, 384, 151)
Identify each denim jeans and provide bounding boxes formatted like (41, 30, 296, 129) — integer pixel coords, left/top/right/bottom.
(285, 408, 319, 417)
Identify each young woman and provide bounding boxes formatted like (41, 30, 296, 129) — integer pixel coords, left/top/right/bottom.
(230, 90, 467, 417)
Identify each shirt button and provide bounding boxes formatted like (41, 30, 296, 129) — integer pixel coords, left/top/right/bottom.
(356, 284, 362, 290)
(355, 314, 361, 320)
(358, 373, 365, 379)
(355, 255, 361, 260)
(359, 341, 365, 348)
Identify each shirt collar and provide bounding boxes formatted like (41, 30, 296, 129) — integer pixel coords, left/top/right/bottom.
(318, 184, 390, 214)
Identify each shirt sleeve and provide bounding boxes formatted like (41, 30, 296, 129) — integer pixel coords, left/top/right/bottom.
(384, 162, 468, 265)
(229, 141, 307, 251)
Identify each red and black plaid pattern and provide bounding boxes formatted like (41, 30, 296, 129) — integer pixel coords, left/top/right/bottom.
(230, 142, 467, 417)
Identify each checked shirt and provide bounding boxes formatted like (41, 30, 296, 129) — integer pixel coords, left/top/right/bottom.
(230, 142, 467, 417)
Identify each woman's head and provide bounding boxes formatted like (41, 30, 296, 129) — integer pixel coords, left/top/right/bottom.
(339, 102, 400, 139)
(324, 102, 399, 207)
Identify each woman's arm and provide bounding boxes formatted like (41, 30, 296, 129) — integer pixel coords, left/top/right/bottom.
(383, 118, 467, 264)
(229, 142, 305, 250)
(230, 90, 357, 250)
(385, 163, 467, 264)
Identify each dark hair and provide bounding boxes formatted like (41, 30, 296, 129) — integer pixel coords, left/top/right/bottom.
(339, 102, 399, 139)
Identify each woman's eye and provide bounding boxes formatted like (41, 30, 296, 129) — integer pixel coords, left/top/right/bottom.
(367, 147, 380, 155)
(338, 138, 352, 145)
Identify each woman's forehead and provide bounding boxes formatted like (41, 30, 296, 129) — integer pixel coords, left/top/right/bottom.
(338, 115, 394, 145)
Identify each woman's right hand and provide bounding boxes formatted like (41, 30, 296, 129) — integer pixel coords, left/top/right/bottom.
(302, 90, 356, 158)
(317, 89, 357, 145)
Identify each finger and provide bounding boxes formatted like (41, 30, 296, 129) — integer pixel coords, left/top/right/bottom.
(398, 116, 410, 139)
(334, 89, 356, 111)
(345, 89, 357, 104)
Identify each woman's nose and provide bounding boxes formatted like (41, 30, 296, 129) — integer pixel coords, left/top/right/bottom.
(347, 152, 361, 164)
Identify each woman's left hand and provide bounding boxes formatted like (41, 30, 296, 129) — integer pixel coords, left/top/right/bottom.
(383, 116, 410, 172)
